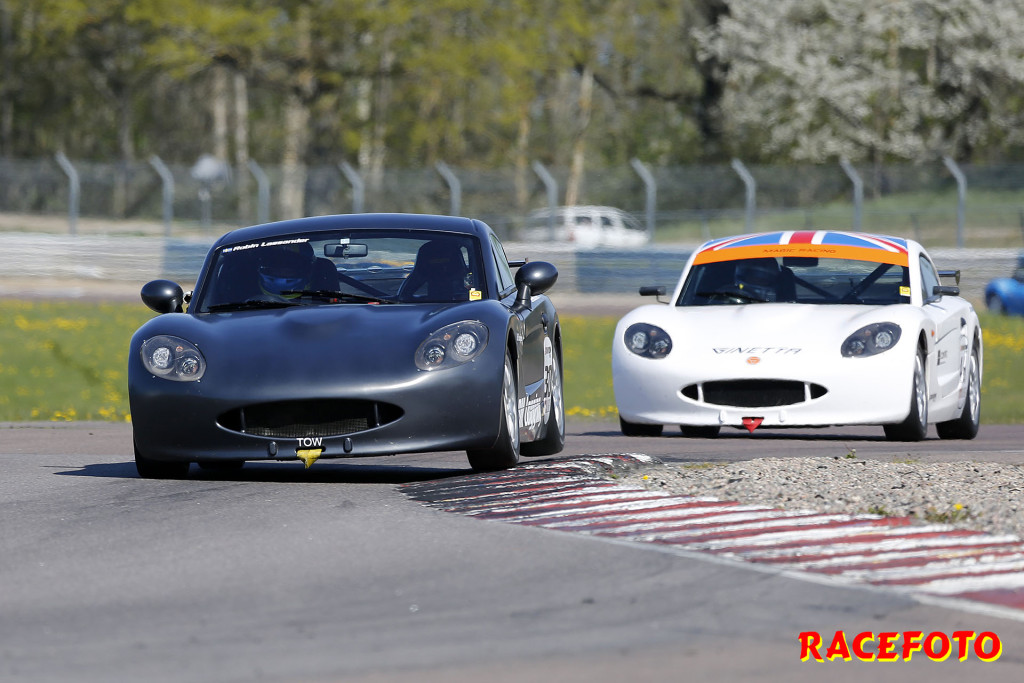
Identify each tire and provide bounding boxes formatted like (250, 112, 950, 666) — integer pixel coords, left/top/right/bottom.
(987, 295, 1005, 315)
(619, 416, 663, 437)
(883, 350, 928, 442)
(197, 460, 246, 472)
(521, 347, 565, 457)
(135, 440, 190, 479)
(937, 348, 981, 440)
(681, 425, 721, 438)
(467, 353, 521, 471)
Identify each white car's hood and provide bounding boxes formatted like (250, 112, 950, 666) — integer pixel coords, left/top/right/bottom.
(625, 302, 920, 359)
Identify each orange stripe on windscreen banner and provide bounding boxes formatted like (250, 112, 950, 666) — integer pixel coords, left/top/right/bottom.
(694, 243, 909, 267)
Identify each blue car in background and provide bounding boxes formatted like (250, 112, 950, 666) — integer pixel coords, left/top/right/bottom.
(985, 254, 1024, 315)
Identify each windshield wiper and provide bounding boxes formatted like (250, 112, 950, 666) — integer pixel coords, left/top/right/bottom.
(281, 289, 395, 304)
(206, 299, 301, 312)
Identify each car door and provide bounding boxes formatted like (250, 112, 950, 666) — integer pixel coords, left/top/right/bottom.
(492, 234, 549, 439)
(919, 254, 964, 406)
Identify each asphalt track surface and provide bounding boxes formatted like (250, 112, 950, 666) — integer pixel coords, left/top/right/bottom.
(3, 420, 1024, 682)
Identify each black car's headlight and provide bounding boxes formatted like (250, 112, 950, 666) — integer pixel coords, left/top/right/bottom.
(841, 323, 902, 358)
(140, 335, 207, 381)
(624, 323, 672, 359)
(415, 321, 489, 371)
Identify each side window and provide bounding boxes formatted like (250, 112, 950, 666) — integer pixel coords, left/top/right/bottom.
(490, 235, 516, 293)
(919, 255, 940, 301)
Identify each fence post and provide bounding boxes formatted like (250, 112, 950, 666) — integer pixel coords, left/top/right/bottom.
(730, 158, 756, 232)
(839, 158, 863, 231)
(531, 161, 559, 240)
(630, 158, 656, 243)
(54, 152, 79, 235)
(248, 161, 271, 224)
(435, 161, 461, 216)
(338, 161, 365, 214)
(149, 155, 175, 236)
(942, 156, 966, 248)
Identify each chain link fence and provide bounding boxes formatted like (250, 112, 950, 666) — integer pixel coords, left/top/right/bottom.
(1, 157, 1022, 300)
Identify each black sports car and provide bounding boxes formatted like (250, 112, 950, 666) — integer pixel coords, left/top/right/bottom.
(129, 213, 564, 477)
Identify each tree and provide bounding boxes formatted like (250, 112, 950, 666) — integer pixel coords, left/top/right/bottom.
(697, 0, 1024, 163)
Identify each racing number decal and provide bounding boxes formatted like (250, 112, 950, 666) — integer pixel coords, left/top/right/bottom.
(541, 337, 553, 419)
(518, 336, 554, 438)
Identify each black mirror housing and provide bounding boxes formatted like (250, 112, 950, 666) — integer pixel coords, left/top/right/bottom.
(514, 261, 558, 297)
(141, 279, 185, 314)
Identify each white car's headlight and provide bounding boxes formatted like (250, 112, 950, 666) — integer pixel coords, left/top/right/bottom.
(140, 335, 207, 381)
(416, 321, 489, 371)
(624, 323, 672, 359)
(841, 323, 902, 358)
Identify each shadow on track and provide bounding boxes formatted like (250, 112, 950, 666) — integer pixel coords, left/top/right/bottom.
(51, 460, 470, 485)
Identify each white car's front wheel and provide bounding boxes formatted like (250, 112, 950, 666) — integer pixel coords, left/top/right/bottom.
(883, 350, 928, 442)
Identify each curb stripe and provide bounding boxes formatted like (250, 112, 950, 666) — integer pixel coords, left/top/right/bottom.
(401, 455, 1024, 616)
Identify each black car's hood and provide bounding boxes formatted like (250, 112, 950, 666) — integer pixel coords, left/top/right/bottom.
(132, 301, 505, 394)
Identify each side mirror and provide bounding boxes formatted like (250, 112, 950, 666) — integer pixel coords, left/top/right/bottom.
(514, 261, 558, 296)
(932, 284, 960, 298)
(141, 279, 184, 314)
(639, 285, 668, 303)
(513, 261, 558, 311)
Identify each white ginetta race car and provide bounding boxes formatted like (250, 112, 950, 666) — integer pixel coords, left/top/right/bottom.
(613, 230, 982, 441)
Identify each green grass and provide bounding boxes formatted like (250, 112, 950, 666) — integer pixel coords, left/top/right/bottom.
(978, 311, 1024, 423)
(1, 302, 1022, 424)
(654, 188, 1024, 248)
(0, 300, 153, 421)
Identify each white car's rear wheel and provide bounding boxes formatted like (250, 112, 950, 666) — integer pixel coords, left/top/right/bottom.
(936, 349, 980, 440)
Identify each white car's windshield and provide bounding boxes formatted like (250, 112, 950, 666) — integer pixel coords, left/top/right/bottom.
(194, 229, 485, 312)
(677, 256, 911, 306)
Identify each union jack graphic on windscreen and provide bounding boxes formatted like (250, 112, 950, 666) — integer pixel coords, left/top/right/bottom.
(695, 231, 910, 266)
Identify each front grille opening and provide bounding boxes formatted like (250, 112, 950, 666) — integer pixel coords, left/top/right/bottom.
(218, 399, 402, 438)
(682, 380, 828, 408)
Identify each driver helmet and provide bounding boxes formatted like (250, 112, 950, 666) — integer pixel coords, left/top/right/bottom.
(734, 258, 780, 301)
(258, 242, 315, 299)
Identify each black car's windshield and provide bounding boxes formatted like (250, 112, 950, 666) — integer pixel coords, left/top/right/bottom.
(678, 256, 911, 306)
(194, 229, 486, 313)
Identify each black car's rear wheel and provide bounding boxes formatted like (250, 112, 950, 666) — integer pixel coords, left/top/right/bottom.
(883, 350, 928, 442)
(937, 348, 981, 440)
(467, 353, 521, 471)
(521, 347, 565, 457)
(135, 440, 190, 479)
(619, 416, 663, 437)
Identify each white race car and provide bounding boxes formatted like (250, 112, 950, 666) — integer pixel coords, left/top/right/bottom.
(612, 230, 982, 441)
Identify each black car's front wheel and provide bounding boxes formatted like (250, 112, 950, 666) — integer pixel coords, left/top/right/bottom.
(467, 353, 521, 471)
(135, 440, 190, 479)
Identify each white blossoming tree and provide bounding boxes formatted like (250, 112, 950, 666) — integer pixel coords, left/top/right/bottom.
(697, 0, 1024, 163)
